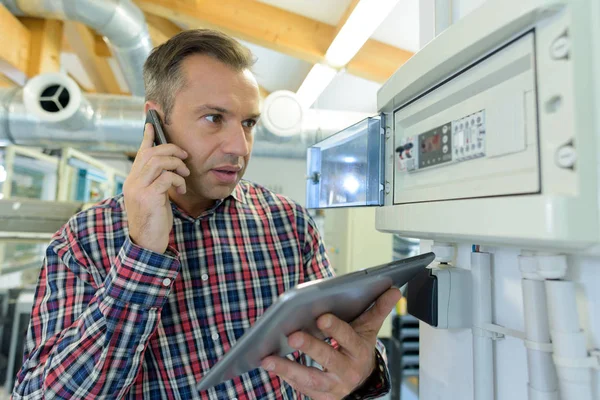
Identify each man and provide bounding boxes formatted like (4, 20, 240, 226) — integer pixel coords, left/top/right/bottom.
(13, 29, 400, 399)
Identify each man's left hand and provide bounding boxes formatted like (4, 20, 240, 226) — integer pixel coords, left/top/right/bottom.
(261, 288, 402, 400)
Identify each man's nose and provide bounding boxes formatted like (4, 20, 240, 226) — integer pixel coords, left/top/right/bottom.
(222, 123, 251, 158)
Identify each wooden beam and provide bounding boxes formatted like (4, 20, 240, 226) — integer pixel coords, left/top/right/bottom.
(61, 31, 74, 53)
(64, 22, 125, 94)
(0, 73, 16, 87)
(136, 0, 414, 83)
(0, 4, 31, 85)
(346, 40, 413, 83)
(67, 72, 95, 93)
(145, 13, 182, 47)
(93, 33, 112, 57)
(19, 17, 63, 76)
(136, 0, 331, 64)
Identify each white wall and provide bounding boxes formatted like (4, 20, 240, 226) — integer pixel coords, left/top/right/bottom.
(243, 156, 307, 206)
(415, 1, 600, 399)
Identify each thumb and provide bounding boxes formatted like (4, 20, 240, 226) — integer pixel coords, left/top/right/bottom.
(141, 122, 155, 149)
(351, 288, 402, 335)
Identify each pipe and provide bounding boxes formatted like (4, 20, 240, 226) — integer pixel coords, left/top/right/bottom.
(3, 0, 152, 96)
(256, 90, 372, 143)
(0, 76, 370, 158)
(546, 280, 594, 400)
(519, 254, 560, 400)
(471, 251, 494, 400)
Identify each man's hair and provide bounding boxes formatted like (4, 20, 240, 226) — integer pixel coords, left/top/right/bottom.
(143, 29, 255, 124)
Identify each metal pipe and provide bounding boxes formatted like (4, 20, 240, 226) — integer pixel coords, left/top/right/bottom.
(3, 0, 152, 96)
(0, 78, 366, 158)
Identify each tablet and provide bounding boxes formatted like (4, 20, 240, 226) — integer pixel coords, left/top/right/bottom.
(197, 252, 435, 391)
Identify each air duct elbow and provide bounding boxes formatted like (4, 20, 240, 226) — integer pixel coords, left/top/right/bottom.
(9, 0, 152, 96)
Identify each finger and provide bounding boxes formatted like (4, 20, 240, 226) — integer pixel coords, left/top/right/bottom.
(140, 123, 155, 150)
(283, 376, 338, 400)
(261, 356, 334, 393)
(316, 315, 365, 363)
(287, 331, 349, 378)
(351, 288, 402, 334)
(136, 143, 188, 168)
(139, 156, 190, 186)
(150, 171, 187, 195)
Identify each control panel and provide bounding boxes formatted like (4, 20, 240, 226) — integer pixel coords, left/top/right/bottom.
(396, 110, 486, 173)
(391, 31, 539, 206)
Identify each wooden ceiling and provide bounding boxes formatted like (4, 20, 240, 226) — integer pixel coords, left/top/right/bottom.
(0, 1, 413, 95)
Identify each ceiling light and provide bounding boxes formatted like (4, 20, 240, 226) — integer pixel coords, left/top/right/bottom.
(295, 64, 338, 109)
(325, 0, 400, 68)
(295, 0, 398, 108)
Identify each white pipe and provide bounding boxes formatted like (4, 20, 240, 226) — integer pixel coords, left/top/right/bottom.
(519, 255, 559, 400)
(471, 251, 494, 400)
(546, 280, 594, 400)
(522, 279, 559, 400)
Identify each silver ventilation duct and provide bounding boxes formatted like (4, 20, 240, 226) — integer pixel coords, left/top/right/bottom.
(2, 0, 152, 96)
(0, 74, 371, 159)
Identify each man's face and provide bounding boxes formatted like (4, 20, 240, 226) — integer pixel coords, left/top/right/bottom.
(149, 54, 260, 204)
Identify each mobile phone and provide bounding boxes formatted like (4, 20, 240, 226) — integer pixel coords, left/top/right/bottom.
(145, 109, 169, 146)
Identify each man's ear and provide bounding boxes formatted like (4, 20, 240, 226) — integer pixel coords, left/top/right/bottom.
(144, 101, 163, 116)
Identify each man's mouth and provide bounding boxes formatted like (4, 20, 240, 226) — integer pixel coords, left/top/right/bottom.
(211, 166, 242, 184)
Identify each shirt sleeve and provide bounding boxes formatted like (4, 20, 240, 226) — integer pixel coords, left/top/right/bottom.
(12, 219, 181, 400)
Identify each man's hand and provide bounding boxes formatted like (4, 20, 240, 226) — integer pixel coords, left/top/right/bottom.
(261, 288, 402, 400)
(123, 123, 190, 254)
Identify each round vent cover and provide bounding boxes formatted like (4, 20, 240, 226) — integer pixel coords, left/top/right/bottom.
(23, 73, 83, 123)
(39, 84, 70, 113)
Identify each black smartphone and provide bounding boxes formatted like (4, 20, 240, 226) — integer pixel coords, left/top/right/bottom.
(145, 109, 169, 146)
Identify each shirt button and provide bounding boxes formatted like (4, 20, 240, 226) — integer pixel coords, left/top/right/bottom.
(162, 278, 171, 286)
(201, 273, 209, 281)
(137, 344, 145, 352)
(212, 333, 219, 341)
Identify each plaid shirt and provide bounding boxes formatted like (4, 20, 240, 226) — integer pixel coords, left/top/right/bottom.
(13, 180, 389, 399)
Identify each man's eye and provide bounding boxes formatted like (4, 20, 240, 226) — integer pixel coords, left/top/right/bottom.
(242, 119, 257, 128)
(205, 114, 223, 124)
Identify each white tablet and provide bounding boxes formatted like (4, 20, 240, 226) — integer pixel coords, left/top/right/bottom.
(197, 252, 435, 391)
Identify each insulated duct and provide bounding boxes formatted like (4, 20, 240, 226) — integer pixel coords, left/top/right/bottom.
(0, 74, 372, 159)
(2, 0, 152, 96)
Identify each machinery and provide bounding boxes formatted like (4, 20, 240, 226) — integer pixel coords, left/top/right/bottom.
(57, 147, 126, 202)
(308, 0, 599, 399)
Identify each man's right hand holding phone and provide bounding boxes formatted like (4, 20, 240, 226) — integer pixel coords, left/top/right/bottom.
(123, 123, 190, 254)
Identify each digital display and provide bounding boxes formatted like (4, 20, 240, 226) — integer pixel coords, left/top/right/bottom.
(421, 134, 441, 153)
